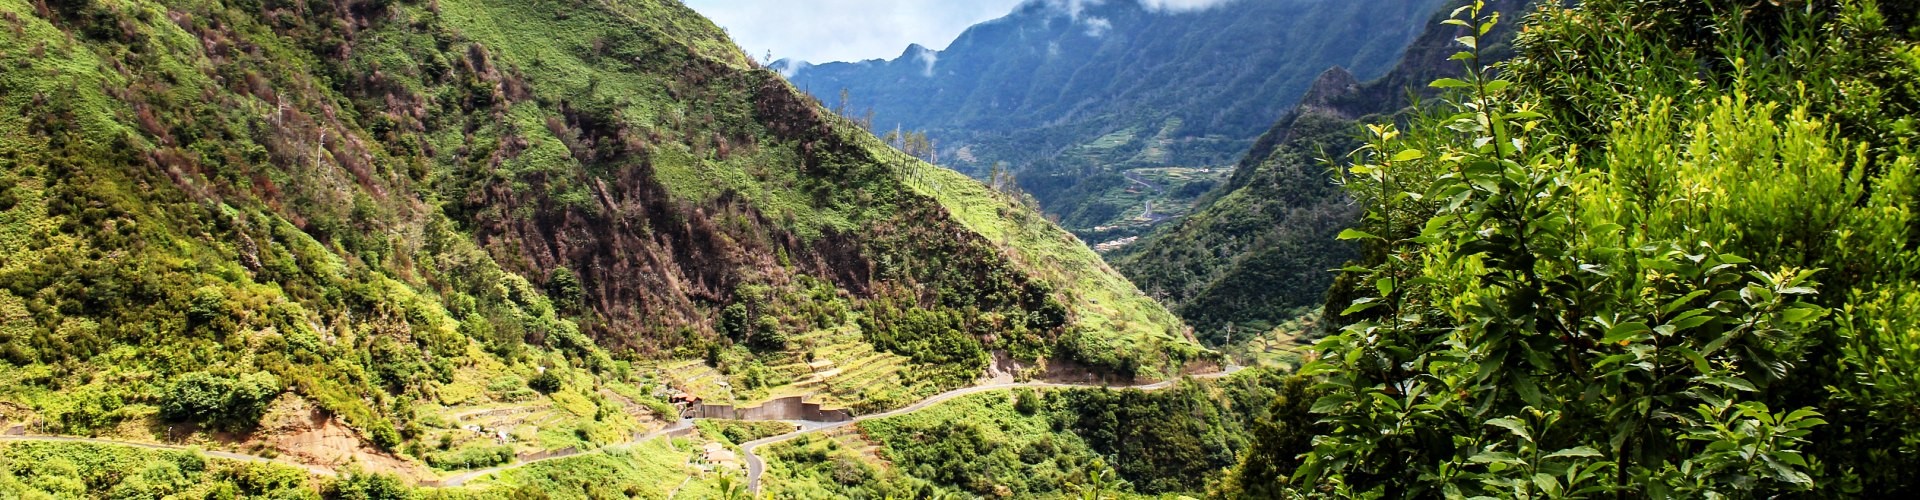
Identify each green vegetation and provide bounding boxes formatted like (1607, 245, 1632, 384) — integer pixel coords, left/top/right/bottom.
(760, 370, 1292, 498)
(696, 419, 791, 446)
(1115, 112, 1363, 343)
(160, 372, 283, 433)
(1217, 0, 1920, 496)
(0, 441, 316, 498)
(0, 0, 1202, 484)
(1118, 0, 1535, 344)
(424, 442, 513, 472)
(444, 439, 716, 499)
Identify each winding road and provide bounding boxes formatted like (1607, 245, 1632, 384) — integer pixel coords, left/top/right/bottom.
(0, 366, 1242, 493)
(1122, 170, 1172, 223)
(741, 366, 1243, 493)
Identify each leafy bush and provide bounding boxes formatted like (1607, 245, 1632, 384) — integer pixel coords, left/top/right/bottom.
(527, 370, 563, 394)
(324, 470, 412, 500)
(159, 372, 283, 432)
(426, 444, 514, 471)
(1, 441, 316, 498)
(1285, 1, 1920, 496)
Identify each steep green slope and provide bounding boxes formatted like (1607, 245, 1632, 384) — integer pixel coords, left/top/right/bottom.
(1116, 0, 1534, 343)
(0, 0, 1202, 480)
(783, 0, 1448, 234)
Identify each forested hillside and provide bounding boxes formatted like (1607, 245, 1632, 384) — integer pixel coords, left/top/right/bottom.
(0, 0, 1205, 493)
(784, 0, 1447, 234)
(1117, 0, 1533, 343)
(1219, 0, 1920, 496)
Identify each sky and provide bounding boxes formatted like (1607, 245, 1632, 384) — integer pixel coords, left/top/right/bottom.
(681, 0, 1029, 64)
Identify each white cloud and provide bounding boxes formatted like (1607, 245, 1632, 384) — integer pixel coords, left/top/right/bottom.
(682, 0, 1240, 64)
(681, 0, 1025, 63)
(1137, 0, 1236, 12)
(913, 46, 939, 77)
(1083, 17, 1112, 37)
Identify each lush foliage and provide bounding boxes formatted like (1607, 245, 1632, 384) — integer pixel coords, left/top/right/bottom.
(763, 372, 1291, 498)
(1117, 0, 1534, 342)
(1266, 1, 1920, 496)
(1116, 112, 1363, 343)
(695, 418, 791, 446)
(0, 441, 316, 499)
(159, 371, 283, 432)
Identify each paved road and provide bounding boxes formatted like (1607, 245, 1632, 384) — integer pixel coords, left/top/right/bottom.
(0, 435, 336, 476)
(740, 367, 1243, 493)
(1122, 170, 1172, 223)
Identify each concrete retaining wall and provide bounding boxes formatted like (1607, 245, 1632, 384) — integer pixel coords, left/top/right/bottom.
(686, 396, 852, 422)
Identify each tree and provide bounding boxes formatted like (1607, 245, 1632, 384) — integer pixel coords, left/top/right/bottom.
(160, 372, 282, 432)
(528, 369, 563, 394)
(546, 267, 582, 309)
(325, 470, 412, 500)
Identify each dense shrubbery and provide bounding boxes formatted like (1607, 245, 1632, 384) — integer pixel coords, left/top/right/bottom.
(0, 442, 315, 499)
(1238, 1, 1920, 496)
(695, 419, 792, 445)
(425, 444, 514, 471)
(159, 372, 283, 432)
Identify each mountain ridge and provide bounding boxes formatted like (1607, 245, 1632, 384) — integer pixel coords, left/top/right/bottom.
(1115, 0, 1536, 340)
(783, 0, 1448, 233)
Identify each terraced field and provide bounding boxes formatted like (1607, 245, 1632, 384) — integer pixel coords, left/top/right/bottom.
(669, 327, 937, 414)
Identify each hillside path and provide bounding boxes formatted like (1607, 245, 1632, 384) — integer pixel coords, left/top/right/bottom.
(0, 367, 1241, 493)
(741, 366, 1242, 493)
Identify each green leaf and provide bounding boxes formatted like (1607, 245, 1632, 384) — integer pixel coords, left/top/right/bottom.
(1342, 299, 1385, 316)
(1533, 473, 1561, 497)
(1338, 228, 1383, 241)
(1668, 313, 1715, 331)
(1601, 321, 1650, 344)
(1393, 149, 1426, 162)
(1431, 78, 1474, 89)
(1544, 446, 1602, 459)
(1484, 80, 1512, 93)
(1676, 346, 1710, 375)
(1468, 451, 1520, 464)
(1702, 376, 1759, 393)
(1309, 395, 1351, 414)
(1456, 36, 1479, 49)
(1375, 278, 1396, 297)
(1486, 417, 1532, 441)
(1781, 306, 1824, 323)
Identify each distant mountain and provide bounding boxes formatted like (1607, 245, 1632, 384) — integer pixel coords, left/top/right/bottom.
(1115, 0, 1536, 342)
(783, 0, 1448, 232)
